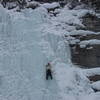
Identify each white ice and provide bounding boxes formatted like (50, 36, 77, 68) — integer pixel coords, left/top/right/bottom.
(0, 3, 100, 100)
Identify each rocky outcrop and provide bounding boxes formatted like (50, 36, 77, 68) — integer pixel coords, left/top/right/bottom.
(26, 1, 39, 9)
(88, 75, 100, 92)
(66, 13, 100, 68)
(82, 13, 100, 32)
(88, 75, 100, 82)
(0, 0, 27, 9)
(69, 35, 100, 68)
(0, 0, 100, 11)
(81, 0, 100, 10)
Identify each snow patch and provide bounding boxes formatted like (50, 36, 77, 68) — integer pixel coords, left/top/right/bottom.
(41, 2, 60, 9)
(92, 81, 100, 91)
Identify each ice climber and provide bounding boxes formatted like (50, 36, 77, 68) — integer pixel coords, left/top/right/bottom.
(46, 62, 53, 80)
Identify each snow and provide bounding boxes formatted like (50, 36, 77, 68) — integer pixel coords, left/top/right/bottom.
(26, 1, 40, 8)
(83, 68, 100, 77)
(69, 30, 95, 35)
(41, 2, 60, 9)
(78, 92, 100, 100)
(27, 1, 39, 6)
(96, 13, 100, 18)
(79, 39, 100, 48)
(80, 39, 100, 45)
(52, 6, 90, 26)
(92, 81, 100, 90)
(0, 2, 100, 100)
(54, 63, 93, 95)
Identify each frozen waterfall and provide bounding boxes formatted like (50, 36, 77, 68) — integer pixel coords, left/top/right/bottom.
(0, 5, 72, 100)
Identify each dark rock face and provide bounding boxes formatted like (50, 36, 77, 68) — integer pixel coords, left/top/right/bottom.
(88, 75, 100, 82)
(71, 42, 100, 68)
(69, 34, 100, 68)
(0, 0, 27, 9)
(82, 13, 100, 32)
(81, 0, 100, 10)
(88, 75, 100, 92)
(67, 13, 100, 68)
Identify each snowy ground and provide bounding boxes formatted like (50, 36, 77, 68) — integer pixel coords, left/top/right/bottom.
(0, 3, 100, 100)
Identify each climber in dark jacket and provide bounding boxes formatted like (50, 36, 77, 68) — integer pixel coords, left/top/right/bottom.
(46, 62, 53, 80)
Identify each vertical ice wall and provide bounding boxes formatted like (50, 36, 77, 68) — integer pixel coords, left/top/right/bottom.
(0, 5, 69, 100)
(0, 6, 47, 100)
(40, 22, 71, 65)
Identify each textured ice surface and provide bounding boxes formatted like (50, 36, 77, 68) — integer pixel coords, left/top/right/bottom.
(0, 4, 100, 100)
